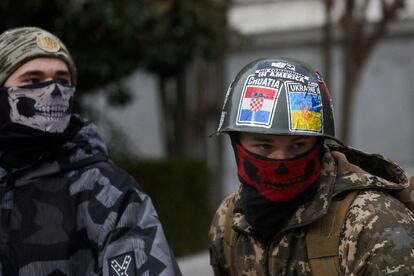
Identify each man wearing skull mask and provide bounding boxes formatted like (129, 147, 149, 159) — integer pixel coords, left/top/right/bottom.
(209, 57, 414, 275)
(0, 27, 181, 275)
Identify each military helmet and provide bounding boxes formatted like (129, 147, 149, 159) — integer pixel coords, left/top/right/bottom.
(216, 57, 337, 141)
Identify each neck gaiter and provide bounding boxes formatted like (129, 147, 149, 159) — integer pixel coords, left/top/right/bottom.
(0, 81, 75, 164)
(234, 142, 322, 202)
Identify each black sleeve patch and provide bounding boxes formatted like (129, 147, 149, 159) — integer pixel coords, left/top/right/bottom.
(108, 251, 137, 276)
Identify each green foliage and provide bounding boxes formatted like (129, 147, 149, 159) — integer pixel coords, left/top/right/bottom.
(142, 1, 230, 77)
(0, 0, 231, 101)
(114, 156, 214, 256)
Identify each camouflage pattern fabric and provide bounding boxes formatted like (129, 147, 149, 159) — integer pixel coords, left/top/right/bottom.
(209, 144, 414, 275)
(0, 115, 181, 276)
(0, 27, 77, 85)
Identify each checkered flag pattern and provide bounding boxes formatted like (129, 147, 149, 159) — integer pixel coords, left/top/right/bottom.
(250, 97, 264, 112)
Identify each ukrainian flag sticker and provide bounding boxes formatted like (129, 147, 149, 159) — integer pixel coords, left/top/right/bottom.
(287, 88, 322, 133)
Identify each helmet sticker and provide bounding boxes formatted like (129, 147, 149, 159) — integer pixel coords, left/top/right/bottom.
(236, 75, 280, 128)
(285, 81, 323, 133)
(271, 61, 295, 71)
(256, 61, 310, 83)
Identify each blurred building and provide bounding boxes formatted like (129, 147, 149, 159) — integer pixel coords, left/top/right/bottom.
(222, 0, 414, 195)
(85, 0, 414, 198)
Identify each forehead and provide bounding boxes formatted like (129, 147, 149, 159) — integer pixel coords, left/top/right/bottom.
(239, 132, 316, 143)
(12, 57, 70, 74)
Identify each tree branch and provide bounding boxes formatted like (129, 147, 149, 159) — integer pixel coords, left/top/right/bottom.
(362, 0, 405, 61)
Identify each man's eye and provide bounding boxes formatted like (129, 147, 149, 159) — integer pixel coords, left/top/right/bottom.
(291, 143, 305, 150)
(57, 78, 70, 85)
(261, 144, 273, 150)
(23, 78, 41, 84)
(254, 144, 273, 151)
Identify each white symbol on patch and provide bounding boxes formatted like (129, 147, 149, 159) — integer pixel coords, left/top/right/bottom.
(111, 255, 132, 276)
(271, 62, 287, 68)
(271, 62, 296, 71)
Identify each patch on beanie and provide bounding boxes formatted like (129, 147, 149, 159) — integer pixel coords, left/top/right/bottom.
(36, 34, 60, 53)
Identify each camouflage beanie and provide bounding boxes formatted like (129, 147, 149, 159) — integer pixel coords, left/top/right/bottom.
(0, 26, 76, 86)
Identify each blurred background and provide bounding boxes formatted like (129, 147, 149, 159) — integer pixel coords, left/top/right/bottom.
(2, 0, 414, 274)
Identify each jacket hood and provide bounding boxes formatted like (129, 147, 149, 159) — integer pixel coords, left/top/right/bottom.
(328, 144, 409, 195)
(11, 115, 109, 185)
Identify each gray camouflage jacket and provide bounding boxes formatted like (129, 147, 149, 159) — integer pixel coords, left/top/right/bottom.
(0, 115, 181, 276)
(209, 144, 414, 275)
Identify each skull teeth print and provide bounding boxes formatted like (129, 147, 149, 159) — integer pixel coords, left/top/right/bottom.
(35, 105, 70, 120)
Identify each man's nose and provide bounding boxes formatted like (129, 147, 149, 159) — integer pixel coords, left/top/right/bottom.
(51, 85, 62, 98)
(268, 150, 294, 160)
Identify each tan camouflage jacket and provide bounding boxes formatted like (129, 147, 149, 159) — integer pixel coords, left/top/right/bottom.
(209, 144, 414, 275)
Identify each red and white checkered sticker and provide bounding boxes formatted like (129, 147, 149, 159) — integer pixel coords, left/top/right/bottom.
(250, 97, 264, 112)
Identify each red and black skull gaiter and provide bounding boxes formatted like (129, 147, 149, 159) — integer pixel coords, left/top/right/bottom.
(234, 142, 322, 202)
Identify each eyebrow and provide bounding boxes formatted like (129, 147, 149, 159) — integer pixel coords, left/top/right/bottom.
(290, 136, 309, 142)
(251, 136, 310, 142)
(250, 136, 277, 143)
(17, 70, 71, 79)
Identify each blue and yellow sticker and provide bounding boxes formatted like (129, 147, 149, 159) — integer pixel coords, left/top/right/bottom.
(286, 81, 322, 133)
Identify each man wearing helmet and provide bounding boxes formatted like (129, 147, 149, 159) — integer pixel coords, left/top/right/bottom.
(0, 27, 181, 275)
(209, 57, 414, 275)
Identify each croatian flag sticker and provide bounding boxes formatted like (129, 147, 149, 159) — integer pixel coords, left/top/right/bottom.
(236, 85, 279, 127)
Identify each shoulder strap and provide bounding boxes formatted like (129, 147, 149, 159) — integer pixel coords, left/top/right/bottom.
(222, 199, 237, 275)
(306, 190, 358, 276)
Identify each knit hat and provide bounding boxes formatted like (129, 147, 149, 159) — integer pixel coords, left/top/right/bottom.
(0, 26, 76, 86)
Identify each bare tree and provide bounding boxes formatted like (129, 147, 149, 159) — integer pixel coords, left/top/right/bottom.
(323, 0, 334, 86)
(323, 0, 405, 144)
(148, 0, 231, 157)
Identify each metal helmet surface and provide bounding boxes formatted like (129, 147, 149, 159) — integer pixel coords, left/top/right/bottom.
(216, 57, 337, 141)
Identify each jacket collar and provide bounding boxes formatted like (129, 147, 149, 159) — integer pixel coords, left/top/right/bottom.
(1, 115, 108, 187)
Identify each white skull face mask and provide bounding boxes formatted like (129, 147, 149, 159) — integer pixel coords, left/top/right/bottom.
(7, 81, 75, 133)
